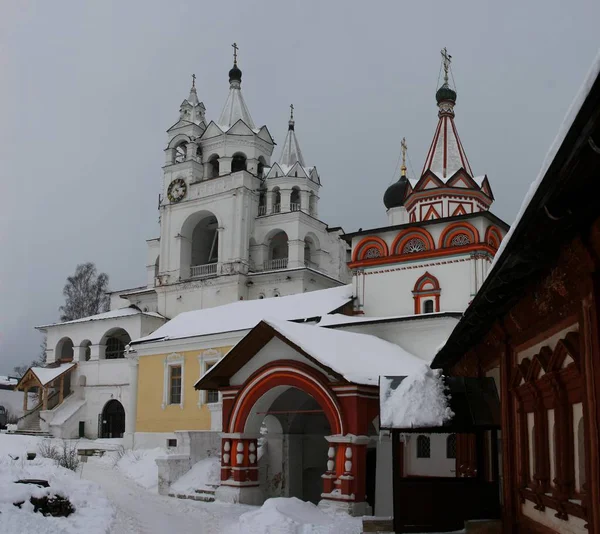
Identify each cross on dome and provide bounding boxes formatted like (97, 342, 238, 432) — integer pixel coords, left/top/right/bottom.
(400, 137, 407, 177)
(232, 42, 239, 66)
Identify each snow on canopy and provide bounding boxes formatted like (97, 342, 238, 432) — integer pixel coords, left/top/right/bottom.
(29, 363, 75, 386)
(379, 367, 454, 429)
(0, 376, 17, 387)
(262, 319, 427, 386)
(491, 50, 600, 271)
(36, 306, 163, 329)
(132, 284, 354, 345)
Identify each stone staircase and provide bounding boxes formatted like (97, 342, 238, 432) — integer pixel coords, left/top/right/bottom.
(169, 485, 218, 503)
(14, 407, 51, 437)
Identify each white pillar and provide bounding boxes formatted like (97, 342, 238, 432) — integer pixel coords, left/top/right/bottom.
(281, 189, 291, 213)
(300, 190, 310, 213)
(220, 157, 232, 176)
(89, 344, 106, 361)
(124, 355, 139, 449)
(288, 239, 304, 269)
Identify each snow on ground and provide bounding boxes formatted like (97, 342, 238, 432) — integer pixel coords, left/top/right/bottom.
(380, 367, 454, 429)
(225, 497, 361, 534)
(171, 456, 220, 495)
(0, 433, 113, 534)
(113, 447, 165, 492)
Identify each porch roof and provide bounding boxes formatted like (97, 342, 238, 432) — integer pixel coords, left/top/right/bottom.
(15, 363, 76, 389)
(195, 319, 425, 389)
(35, 305, 164, 330)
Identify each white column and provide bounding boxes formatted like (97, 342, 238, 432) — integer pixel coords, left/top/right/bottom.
(124, 355, 139, 449)
(288, 239, 304, 269)
(300, 190, 310, 213)
(281, 189, 291, 213)
(89, 344, 106, 361)
(220, 157, 232, 176)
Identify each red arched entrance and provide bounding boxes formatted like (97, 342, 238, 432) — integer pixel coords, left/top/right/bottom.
(226, 360, 345, 435)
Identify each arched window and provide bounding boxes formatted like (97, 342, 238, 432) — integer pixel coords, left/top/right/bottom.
(417, 435, 431, 458)
(364, 247, 381, 259)
(402, 238, 427, 254)
(290, 187, 301, 211)
(208, 155, 220, 178)
(231, 153, 247, 173)
(175, 143, 187, 164)
(450, 233, 471, 247)
(103, 329, 132, 360)
(195, 145, 202, 161)
(446, 434, 457, 459)
(272, 188, 281, 214)
(191, 215, 218, 275)
(578, 418, 586, 491)
(267, 231, 288, 270)
(423, 300, 434, 314)
(80, 340, 92, 362)
(258, 188, 267, 216)
(412, 272, 441, 314)
(56, 337, 74, 362)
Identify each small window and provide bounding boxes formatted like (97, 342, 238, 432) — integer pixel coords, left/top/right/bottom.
(167, 439, 177, 448)
(169, 365, 182, 405)
(417, 435, 431, 458)
(204, 362, 219, 404)
(446, 434, 457, 459)
(423, 300, 434, 314)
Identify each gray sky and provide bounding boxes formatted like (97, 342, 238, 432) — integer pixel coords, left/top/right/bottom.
(1, 0, 598, 374)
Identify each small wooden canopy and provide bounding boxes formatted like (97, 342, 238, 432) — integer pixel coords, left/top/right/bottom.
(380, 376, 501, 433)
(14, 363, 76, 391)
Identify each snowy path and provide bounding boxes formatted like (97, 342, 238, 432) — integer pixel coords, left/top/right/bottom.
(81, 460, 252, 534)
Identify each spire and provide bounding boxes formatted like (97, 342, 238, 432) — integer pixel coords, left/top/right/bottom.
(279, 104, 305, 167)
(218, 43, 256, 129)
(178, 74, 205, 125)
(421, 49, 473, 180)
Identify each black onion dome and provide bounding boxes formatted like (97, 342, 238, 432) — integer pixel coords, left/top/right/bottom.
(229, 64, 242, 83)
(383, 175, 409, 209)
(435, 83, 457, 103)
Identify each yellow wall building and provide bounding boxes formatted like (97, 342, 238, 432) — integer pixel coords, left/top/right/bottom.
(135, 345, 232, 434)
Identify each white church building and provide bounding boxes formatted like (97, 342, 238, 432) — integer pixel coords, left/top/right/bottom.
(16, 48, 508, 517)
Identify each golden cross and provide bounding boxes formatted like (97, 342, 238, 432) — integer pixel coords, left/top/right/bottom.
(401, 137, 407, 176)
(191, 73, 196, 89)
(290, 103, 294, 121)
(441, 47, 452, 84)
(232, 42, 239, 65)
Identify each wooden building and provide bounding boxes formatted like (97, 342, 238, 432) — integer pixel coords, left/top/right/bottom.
(432, 56, 600, 534)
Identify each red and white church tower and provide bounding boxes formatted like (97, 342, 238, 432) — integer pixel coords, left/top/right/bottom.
(347, 50, 509, 316)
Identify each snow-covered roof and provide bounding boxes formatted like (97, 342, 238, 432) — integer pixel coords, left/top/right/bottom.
(0, 376, 18, 387)
(491, 51, 600, 270)
(217, 83, 255, 130)
(132, 285, 354, 345)
(262, 319, 426, 386)
(379, 368, 454, 429)
(317, 311, 462, 328)
(36, 307, 164, 329)
(30, 363, 75, 386)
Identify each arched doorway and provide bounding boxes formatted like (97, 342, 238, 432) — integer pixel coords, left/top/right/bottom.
(99, 399, 125, 438)
(254, 387, 332, 504)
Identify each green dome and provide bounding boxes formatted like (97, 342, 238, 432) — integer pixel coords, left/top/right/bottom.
(436, 83, 457, 104)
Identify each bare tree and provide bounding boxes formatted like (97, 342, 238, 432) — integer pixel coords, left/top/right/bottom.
(13, 337, 47, 377)
(59, 262, 110, 322)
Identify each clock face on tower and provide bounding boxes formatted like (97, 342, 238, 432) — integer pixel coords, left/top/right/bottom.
(167, 178, 187, 203)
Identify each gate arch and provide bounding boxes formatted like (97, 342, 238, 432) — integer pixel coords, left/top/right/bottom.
(227, 360, 345, 435)
(100, 399, 125, 438)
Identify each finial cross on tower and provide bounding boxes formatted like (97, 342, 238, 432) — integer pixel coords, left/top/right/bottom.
(441, 47, 452, 84)
(400, 137, 408, 177)
(290, 103, 294, 121)
(232, 42, 239, 66)
(191, 73, 196, 89)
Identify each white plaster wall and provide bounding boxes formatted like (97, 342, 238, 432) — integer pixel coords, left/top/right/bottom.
(328, 316, 460, 361)
(230, 337, 335, 387)
(134, 432, 178, 450)
(404, 433, 456, 477)
(357, 259, 474, 317)
(79, 384, 131, 439)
